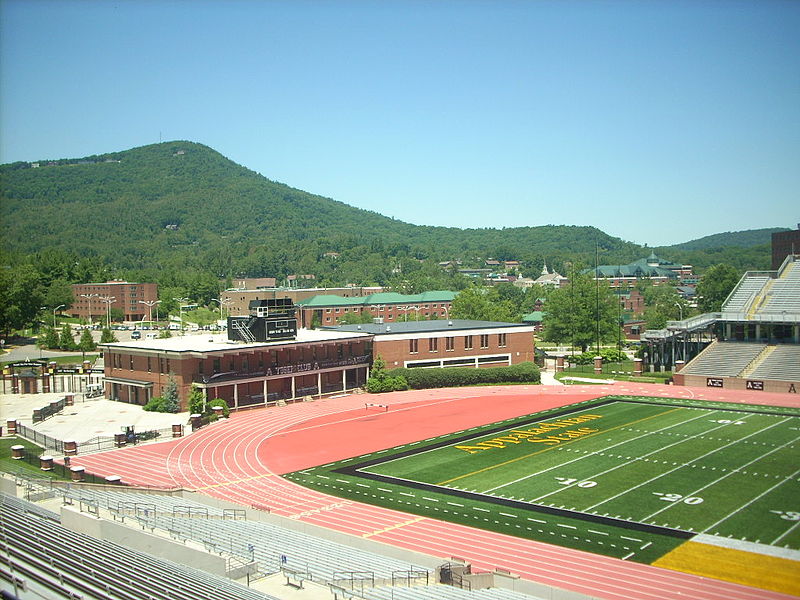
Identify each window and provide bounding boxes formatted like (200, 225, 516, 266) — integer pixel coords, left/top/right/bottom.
(480, 334, 489, 348)
(213, 358, 221, 373)
(446, 337, 454, 351)
(129, 355, 134, 370)
(147, 357, 152, 373)
(498, 333, 507, 347)
(198, 360, 204, 374)
(464, 335, 473, 350)
(428, 338, 438, 352)
(409, 339, 419, 354)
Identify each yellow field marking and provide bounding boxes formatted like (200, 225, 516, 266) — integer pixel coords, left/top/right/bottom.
(653, 541, 800, 596)
(194, 473, 272, 490)
(362, 516, 425, 538)
(438, 407, 682, 486)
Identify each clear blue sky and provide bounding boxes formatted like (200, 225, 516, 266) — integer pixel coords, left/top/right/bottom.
(1, 0, 797, 247)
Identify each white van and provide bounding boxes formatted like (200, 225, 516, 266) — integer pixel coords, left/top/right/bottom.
(145, 332, 158, 340)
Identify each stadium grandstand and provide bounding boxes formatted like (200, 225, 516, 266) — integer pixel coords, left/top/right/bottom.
(642, 253, 800, 393)
(1, 477, 545, 600)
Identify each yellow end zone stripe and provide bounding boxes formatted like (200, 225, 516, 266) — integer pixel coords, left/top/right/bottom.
(194, 473, 272, 490)
(363, 516, 425, 538)
(437, 407, 682, 486)
(653, 541, 800, 596)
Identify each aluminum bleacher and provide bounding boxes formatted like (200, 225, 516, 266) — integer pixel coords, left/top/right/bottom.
(749, 345, 800, 381)
(60, 487, 429, 583)
(0, 492, 278, 600)
(722, 275, 770, 313)
(680, 342, 766, 377)
(760, 278, 800, 314)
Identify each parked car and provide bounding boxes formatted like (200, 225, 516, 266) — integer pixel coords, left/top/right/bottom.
(131, 331, 141, 340)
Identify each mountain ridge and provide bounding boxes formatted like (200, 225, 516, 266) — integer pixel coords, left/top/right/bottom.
(0, 141, 778, 282)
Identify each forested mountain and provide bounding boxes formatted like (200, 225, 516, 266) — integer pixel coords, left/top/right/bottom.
(667, 228, 788, 251)
(0, 141, 779, 290)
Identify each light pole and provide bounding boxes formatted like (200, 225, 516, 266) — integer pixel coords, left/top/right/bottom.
(173, 297, 188, 335)
(53, 304, 65, 329)
(98, 296, 116, 329)
(211, 298, 232, 322)
(80, 293, 99, 325)
(139, 300, 161, 325)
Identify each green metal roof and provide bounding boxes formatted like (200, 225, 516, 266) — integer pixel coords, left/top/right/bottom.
(522, 311, 544, 322)
(296, 290, 457, 308)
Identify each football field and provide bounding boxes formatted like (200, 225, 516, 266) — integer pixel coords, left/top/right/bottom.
(285, 395, 800, 566)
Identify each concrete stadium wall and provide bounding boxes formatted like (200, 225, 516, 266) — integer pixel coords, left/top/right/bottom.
(675, 373, 799, 394)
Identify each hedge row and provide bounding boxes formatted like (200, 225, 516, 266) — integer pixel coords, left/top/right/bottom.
(387, 362, 540, 390)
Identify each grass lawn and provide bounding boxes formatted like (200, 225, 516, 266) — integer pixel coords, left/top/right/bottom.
(555, 360, 672, 383)
(0, 437, 64, 480)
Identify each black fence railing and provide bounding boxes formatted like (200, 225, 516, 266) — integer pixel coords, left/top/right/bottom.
(14, 423, 175, 456)
(32, 396, 67, 424)
(16, 423, 64, 453)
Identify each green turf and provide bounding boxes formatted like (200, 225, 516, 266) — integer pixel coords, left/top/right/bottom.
(285, 396, 800, 564)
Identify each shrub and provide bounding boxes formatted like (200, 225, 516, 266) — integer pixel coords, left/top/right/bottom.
(388, 362, 540, 390)
(206, 398, 230, 419)
(366, 355, 409, 393)
(143, 396, 166, 412)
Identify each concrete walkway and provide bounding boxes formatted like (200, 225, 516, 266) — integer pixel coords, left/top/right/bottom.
(0, 392, 190, 443)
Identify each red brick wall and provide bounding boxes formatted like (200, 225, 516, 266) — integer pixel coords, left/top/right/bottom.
(375, 330, 534, 369)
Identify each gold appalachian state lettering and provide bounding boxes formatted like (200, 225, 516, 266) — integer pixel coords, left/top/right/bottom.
(455, 414, 602, 454)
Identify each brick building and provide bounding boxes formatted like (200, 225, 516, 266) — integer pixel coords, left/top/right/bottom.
(102, 328, 372, 411)
(71, 281, 158, 322)
(772, 226, 800, 269)
(325, 320, 535, 370)
(296, 291, 456, 328)
(101, 318, 534, 411)
(221, 286, 384, 317)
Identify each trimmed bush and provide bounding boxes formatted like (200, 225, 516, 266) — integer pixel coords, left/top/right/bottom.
(387, 362, 540, 390)
(206, 398, 230, 420)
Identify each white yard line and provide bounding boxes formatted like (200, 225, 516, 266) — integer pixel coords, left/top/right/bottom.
(772, 517, 800, 546)
(485, 407, 716, 496)
(581, 417, 760, 512)
(642, 420, 796, 522)
(695, 460, 800, 539)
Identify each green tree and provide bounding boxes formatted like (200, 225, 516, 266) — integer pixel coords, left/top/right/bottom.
(162, 376, 180, 413)
(43, 279, 75, 314)
(696, 264, 741, 312)
(337, 311, 374, 325)
(78, 328, 96, 358)
(636, 281, 690, 329)
(366, 355, 408, 393)
(59, 324, 76, 350)
(541, 273, 620, 352)
(450, 286, 518, 322)
(0, 263, 46, 335)
(40, 327, 60, 350)
(100, 327, 118, 343)
(187, 384, 205, 415)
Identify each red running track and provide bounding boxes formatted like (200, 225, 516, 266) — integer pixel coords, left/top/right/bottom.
(69, 383, 800, 600)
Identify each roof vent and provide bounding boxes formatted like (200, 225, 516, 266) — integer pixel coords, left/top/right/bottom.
(386, 325, 391, 332)
(357, 325, 361, 330)
(448, 320, 453, 326)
